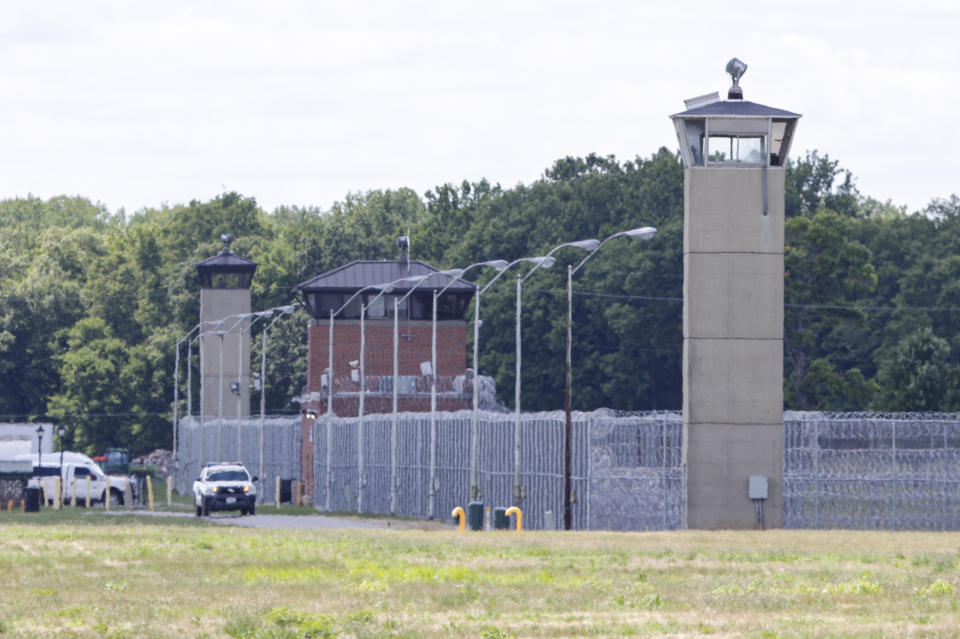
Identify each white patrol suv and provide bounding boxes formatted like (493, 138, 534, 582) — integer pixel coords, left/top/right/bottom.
(193, 462, 258, 516)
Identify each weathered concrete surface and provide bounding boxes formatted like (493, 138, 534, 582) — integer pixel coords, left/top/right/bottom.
(199, 288, 252, 419)
(682, 166, 785, 530)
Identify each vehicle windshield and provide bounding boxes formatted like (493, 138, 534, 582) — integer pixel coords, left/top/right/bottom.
(207, 470, 248, 482)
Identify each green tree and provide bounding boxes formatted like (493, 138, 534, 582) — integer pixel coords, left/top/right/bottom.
(784, 209, 877, 409)
(875, 328, 959, 411)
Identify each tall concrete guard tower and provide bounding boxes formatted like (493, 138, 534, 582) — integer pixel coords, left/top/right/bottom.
(671, 59, 800, 529)
(195, 234, 258, 420)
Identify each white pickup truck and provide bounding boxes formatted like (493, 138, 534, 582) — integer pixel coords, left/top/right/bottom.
(193, 462, 257, 516)
(19, 451, 137, 507)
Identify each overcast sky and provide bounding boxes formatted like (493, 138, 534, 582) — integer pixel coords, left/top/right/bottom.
(2, 1, 957, 216)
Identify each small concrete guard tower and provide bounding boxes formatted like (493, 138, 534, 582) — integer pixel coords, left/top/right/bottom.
(671, 59, 800, 529)
(195, 234, 258, 420)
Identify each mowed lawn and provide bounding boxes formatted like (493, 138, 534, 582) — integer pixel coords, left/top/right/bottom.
(1, 510, 959, 638)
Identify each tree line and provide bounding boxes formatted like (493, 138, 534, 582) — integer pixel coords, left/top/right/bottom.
(1, 148, 957, 456)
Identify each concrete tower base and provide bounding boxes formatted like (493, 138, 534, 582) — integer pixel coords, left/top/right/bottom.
(682, 167, 785, 529)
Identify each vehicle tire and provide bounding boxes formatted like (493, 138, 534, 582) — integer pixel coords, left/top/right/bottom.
(240, 506, 248, 516)
(202, 498, 210, 517)
(195, 504, 202, 517)
(249, 503, 255, 516)
(109, 490, 123, 507)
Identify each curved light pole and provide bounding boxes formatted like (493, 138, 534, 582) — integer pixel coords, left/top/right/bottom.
(514, 239, 599, 505)
(562, 226, 657, 530)
(213, 330, 227, 461)
(214, 313, 256, 462)
(469, 255, 556, 502)
(195, 319, 224, 465)
(258, 304, 298, 492)
(173, 322, 203, 475)
(389, 270, 462, 515)
(235, 310, 274, 462)
(327, 279, 422, 513)
(323, 283, 394, 512)
(356, 284, 403, 513)
(424, 259, 508, 518)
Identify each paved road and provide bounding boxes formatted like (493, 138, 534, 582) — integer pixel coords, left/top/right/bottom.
(114, 509, 449, 530)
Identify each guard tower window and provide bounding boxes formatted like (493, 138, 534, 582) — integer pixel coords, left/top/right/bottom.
(706, 135, 765, 165)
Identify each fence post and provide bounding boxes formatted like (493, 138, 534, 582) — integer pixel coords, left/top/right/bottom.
(892, 419, 897, 529)
(944, 421, 950, 531)
(325, 417, 333, 512)
(586, 414, 592, 531)
(662, 416, 668, 531)
(814, 417, 820, 529)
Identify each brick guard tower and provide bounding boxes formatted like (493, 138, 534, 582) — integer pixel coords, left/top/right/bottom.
(294, 248, 477, 491)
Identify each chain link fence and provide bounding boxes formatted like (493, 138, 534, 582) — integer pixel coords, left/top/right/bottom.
(784, 411, 960, 530)
(311, 409, 683, 530)
(176, 409, 683, 529)
(176, 416, 301, 505)
(178, 410, 960, 531)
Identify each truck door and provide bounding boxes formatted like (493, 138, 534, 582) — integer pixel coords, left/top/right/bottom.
(71, 465, 98, 505)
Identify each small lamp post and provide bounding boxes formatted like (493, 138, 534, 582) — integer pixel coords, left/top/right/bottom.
(36, 425, 44, 469)
(58, 425, 66, 477)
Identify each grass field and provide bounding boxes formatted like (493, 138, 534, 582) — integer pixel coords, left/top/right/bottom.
(1, 509, 959, 638)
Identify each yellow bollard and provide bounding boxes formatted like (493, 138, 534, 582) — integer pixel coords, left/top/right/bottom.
(275, 476, 281, 509)
(505, 506, 523, 532)
(105, 476, 111, 512)
(451, 506, 466, 532)
(166, 476, 173, 508)
(294, 480, 301, 506)
(54, 477, 61, 510)
(20, 498, 24, 513)
(147, 475, 155, 511)
(6, 499, 12, 513)
(70, 479, 77, 507)
(85, 475, 92, 508)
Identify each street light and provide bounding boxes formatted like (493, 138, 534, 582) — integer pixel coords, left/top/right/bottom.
(36, 425, 44, 469)
(235, 310, 275, 461)
(421, 259, 508, 518)
(512, 239, 598, 505)
(58, 425, 66, 479)
(211, 313, 257, 461)
(193, 318, 226, 465)
(323, 281, 403, 513)
(388, 270, 462, 515)
(322, 283, 391, 511)
(469, 254, 555, 502)
(258, 304, 298, 493)
(562, 226, 656, 529)
(173, 322, 203, 473)
(356, 283, 403, 513)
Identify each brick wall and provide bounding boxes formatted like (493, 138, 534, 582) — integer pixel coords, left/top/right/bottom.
(307, 319, 468, 395)
(300, 318, 472, 495)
